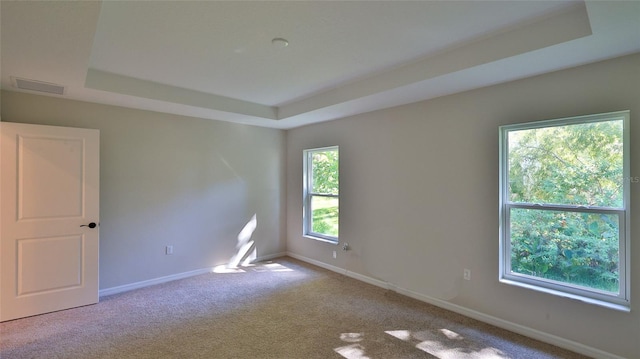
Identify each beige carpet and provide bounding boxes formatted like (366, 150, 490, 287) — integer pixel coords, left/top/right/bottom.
(1, 257, 589, 358)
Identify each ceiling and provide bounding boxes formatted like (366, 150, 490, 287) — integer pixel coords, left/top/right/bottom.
(1, 1, 639, 129)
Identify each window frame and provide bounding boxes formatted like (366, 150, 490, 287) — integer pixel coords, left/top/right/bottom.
(303, 146, 339, 244)
(499, 111, 630, 311)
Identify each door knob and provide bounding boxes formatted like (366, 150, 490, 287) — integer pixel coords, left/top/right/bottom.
(80, 222, 97, 228)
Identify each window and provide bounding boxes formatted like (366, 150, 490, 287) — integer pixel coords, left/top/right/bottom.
(499, 111, 630, 310)
(303, 146, 339, 243)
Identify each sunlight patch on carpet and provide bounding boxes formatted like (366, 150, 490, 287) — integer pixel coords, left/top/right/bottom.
(415, 341, 506, 359)
(386, 329, 507, 358)
(340, 332, 364, 343)
(334, 344, 370, 359)
(440, 328, 463, 340)
(213, 261, 295, 274)
(335, 332, 369, 358)
(385, 330, 412, 341)
(251, 262, 294, 272)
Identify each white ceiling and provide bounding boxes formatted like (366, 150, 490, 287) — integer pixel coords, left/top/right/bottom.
(1, 1, 639, 129)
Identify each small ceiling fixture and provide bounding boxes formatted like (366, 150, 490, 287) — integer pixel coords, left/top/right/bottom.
(271, 37, 289, 49)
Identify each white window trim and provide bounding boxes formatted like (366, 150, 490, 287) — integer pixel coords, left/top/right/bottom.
(498, 111, 630, 311)
(303, 146, 339, 244)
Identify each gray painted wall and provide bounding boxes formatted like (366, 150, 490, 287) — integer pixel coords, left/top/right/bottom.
(1, 53, 638, 358)
(286, 53, 640, 358)
(1, 93, 287, 289)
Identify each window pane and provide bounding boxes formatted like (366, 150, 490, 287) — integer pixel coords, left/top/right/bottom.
(311, 196, 339, 237)
(508, 120, 623, 207)
(510, 208, 619, 293)
(311, 150, 339, 195)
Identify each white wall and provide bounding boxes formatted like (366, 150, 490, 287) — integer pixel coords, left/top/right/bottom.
(287, 53, 640, 358)
(1, 92, 287, 289)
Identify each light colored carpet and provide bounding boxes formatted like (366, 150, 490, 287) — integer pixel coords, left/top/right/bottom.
(1, 257, 589, 358)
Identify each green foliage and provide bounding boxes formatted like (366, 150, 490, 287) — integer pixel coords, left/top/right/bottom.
(509, 121, 623, 207)
(312, 202, 339, 237)
(507, 120, 623, 293)
(310, 149, 339, 237)
(510, 209, 619, 292)
(312, 150, 339, 195)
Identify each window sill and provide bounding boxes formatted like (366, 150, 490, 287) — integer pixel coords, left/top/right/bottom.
(499, 278, 630, 312)
(303, 235, 339, 245)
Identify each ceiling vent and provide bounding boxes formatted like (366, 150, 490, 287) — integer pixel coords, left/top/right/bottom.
(12, 77, 65, 95)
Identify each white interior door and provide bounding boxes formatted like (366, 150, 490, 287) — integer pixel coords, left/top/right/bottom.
(1, 122, 100, 322)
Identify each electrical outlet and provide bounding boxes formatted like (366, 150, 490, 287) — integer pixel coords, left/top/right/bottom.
(166, 245, 174, 255)
(333, 250, 337, 259)
(463, 268, 471, 280)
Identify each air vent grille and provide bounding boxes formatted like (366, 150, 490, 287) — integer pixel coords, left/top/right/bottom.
(14, 78, 65, 95)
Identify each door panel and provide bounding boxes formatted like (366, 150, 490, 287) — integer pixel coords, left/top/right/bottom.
(18, 235, 83, 295)
(1, 122, 99, 322)
(18, 136, 84, 219)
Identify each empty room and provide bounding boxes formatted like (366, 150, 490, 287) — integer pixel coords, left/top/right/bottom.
(1, 1, 639, 358)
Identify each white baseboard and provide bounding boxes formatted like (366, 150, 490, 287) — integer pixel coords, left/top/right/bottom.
(99, 251, 288, 297)
(286, 252, 390, 288)
(256, 251, 288, 261)
(99, 267, 213, 297)
(286, 252, 624, 359)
